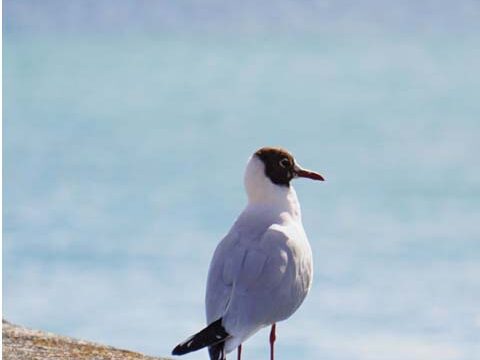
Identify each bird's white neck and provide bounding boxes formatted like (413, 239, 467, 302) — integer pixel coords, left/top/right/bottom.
(244, 156, 302, 219)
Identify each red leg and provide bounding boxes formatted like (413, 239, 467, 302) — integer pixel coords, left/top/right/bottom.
(237, 344, 242, 360)
(269, 323, 276, 360)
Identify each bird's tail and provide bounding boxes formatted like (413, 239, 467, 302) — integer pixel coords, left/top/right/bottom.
(172, 318, 230, 357)
(208, 342, 227, 360)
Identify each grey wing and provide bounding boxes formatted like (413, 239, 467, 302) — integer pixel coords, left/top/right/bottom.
(205, 230, 246, 324)
(222, 227, 298, 336)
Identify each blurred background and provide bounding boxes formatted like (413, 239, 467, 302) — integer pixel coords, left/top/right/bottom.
(3, 1, 480, 359)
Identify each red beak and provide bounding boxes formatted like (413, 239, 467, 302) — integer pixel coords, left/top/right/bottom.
(295, 166, 325, 181)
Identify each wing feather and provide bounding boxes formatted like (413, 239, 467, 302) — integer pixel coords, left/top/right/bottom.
(205, 230, 245, 323)
(222, 227, 293, 335)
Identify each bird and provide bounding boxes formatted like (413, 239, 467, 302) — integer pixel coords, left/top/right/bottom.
(172, 146, 324, 360)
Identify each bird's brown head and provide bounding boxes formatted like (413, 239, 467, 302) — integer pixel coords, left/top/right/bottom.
(254, 147, 325, 187)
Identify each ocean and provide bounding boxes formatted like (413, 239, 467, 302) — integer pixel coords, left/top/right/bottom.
(4, 33, 480, 359)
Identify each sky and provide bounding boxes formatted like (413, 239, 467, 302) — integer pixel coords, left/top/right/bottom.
(5, 0, 480, 36)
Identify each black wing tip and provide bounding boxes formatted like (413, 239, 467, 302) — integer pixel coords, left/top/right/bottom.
(171, 319, 229, 356)
(171, 345, 184, 356)
(171, 337, 194, 356)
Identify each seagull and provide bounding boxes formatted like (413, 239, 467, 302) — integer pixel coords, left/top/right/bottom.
(172, 147, 324, 360)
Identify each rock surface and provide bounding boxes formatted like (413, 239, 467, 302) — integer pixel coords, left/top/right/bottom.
(2, 320, 170, 360)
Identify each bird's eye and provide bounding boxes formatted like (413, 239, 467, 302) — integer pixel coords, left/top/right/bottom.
(279, 158, 290, 168)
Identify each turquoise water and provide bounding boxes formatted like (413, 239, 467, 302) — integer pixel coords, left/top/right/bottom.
(4, 34, 480, 359)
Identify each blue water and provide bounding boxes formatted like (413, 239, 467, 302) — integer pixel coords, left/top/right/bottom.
(4, 33, 480, 360)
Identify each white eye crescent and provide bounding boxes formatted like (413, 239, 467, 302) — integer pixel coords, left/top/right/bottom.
(279, 158, 290, 168)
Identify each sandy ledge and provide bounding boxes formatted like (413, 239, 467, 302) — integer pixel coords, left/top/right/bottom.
(2, 320, 170, 360)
